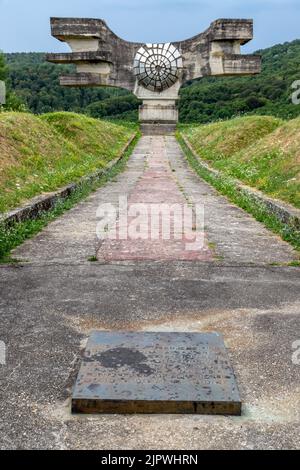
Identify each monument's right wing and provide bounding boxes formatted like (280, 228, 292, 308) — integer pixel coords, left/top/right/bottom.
(176, 19, 261, 82)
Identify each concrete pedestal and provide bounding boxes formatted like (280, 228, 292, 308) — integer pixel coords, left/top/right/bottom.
(139, 100, 178, 124)
(139, 100, 178, 134)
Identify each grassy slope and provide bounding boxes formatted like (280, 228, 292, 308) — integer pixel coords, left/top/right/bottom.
(0, 112, 136, 213)
(0, 134, 139, 262)
(181, 116, 300, 208)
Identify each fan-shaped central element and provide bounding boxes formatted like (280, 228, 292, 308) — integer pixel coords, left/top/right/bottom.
(134, 43, 183, 92)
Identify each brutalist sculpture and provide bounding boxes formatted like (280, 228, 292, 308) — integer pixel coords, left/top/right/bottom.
(47, 17, 261, 133)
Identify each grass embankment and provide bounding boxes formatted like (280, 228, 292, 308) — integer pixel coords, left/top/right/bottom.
(178, 116, 300, 252)
(0, 112, 138, 262)
(180, 115, 300, 208)
(0, 111, 137, 213)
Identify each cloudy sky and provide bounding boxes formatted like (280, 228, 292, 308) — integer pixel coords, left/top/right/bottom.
(0, 0, 299, 53)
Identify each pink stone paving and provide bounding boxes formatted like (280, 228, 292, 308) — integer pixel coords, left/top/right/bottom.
(97, 137, 213, 261)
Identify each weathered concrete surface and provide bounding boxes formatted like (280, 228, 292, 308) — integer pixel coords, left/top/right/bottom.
(0, 136, 299, 449)
(72, 331, 241, 415)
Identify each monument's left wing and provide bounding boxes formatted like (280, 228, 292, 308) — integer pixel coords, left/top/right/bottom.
(46, 17, 142, 91)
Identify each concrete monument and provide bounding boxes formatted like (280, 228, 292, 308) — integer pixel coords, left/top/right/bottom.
(47, 17, 261, 133)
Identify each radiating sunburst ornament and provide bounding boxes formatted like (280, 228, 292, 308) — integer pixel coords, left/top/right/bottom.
(133, 43, 183, 92)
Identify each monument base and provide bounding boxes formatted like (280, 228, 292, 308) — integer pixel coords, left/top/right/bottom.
(139, 100, 178, 122)
(139, 100, 178, 135)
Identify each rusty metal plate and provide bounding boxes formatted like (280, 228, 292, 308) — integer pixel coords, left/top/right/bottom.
(72, 331, 241, 415)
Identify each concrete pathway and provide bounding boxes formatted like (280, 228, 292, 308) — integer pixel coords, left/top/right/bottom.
(14, 136, 297, 265)
(98, 136, 212, 262)
(0, 136, 299, 449)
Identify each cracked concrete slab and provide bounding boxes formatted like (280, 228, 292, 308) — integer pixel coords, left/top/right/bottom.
(0, 262, 299, 449)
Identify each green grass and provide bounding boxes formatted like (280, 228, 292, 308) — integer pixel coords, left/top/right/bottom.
(0, 111, 137, 214)
(0, 132, 140, 263)
(179, 116, 283, 158)
(180, 115, 300, 208)
(177, 132, 300, 252)
(288, 261, 300, 267)
(88, 256, 98, 262)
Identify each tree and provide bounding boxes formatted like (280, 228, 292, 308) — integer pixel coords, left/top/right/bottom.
(86, 95, 140, 119)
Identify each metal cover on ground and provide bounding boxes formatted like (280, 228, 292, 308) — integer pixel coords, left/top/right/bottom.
(72, 331, 241, 415)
